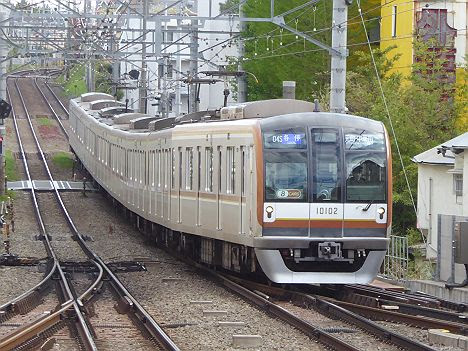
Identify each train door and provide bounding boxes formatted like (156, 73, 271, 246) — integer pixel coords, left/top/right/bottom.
(309, 128, 344, 237)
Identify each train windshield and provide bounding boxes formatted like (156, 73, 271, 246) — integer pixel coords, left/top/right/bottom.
(344, 128, 386, 202)
(264, 128, 308, 202)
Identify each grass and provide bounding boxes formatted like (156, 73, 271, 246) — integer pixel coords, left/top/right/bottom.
(0, 190, 16, 202)
(36, 117, 54, 126)
(51, 152, 74, 169)
(4, 150, 19, 181)
(56, 64, 88, 98)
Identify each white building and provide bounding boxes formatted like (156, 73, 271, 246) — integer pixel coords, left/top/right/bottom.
(413, 133, 468, 282)
(117, 1, 239, 116)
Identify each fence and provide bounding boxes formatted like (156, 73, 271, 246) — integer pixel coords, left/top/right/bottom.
(382, 234, 409, 280)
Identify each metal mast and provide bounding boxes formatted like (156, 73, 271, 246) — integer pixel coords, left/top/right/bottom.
(329, 0, 348, 113)
(139, 0, 148, 114)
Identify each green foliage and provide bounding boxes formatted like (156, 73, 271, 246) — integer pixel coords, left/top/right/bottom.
(51, 152, 74, 169)
(240, 0, 380, 101)
(4, 150, 19, 181)
(0, 191, 17, 202)
(57, 64, 87, 97)
(56, 62, 123, 99)
(342, 39, 457, 234)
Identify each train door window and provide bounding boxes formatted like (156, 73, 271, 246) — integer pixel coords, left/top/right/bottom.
(141, 151, 145, 185)
(157, 150, 161, 188)
(171, 149, 176, 189)
(205, 147, 213, 192)
(218, 146, 222, 193)
(241, 147, 246, 196)
(310, 129, 342, 202)
(178, 148, 183, 189)
(197, 147, 201, 191)
(186, 147, 193, 190)
(226, 147, 235, 194)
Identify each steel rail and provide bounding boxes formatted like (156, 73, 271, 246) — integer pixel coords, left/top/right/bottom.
(217, 275, 360, 351)
(0, 301, 73, 350)
(343, 284, 440, 307)
(326, 298, 468, 336)
(44, 80, 69, 116)
(341, 292, 468, 324)
(28, 73, 180, 351)
(0, 76, 98, 351)
(33, 78, 68, 138)
(0, 83, 58, 323)
(218, 275, 439, 351)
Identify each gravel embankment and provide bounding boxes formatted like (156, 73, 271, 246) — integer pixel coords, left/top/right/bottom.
(62, 192, 323, 350)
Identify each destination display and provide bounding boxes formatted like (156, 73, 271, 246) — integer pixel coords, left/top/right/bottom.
(344, 129, 385, 150)
(264, 131, 307, 149)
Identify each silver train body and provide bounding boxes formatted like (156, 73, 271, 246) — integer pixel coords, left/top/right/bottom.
(69, 93, 392, 284)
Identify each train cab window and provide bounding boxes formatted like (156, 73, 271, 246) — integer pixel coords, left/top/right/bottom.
(186, 147, 193, 190)
(311, 129, 342, 202)
(344, 128, 386, 202)
(205, 147, 213, 192)
(264, 129, 308, 202)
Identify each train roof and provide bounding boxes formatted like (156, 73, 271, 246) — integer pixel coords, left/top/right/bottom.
(72, 93, 384, 134)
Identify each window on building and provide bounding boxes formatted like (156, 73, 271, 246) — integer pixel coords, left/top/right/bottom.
(392, 6, 397, 38)
(454, 174, 463, 197)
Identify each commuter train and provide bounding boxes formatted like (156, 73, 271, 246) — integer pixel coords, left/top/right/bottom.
(69, 93, 392, 284)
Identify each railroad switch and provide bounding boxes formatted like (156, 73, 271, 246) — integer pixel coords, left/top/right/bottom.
(59, 260, 147, 274)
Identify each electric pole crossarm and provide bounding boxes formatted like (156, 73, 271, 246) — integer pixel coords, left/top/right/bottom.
(271, 17, 342, 57)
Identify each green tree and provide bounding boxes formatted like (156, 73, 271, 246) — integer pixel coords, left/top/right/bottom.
(343, 39, 457, 235)
(240, 0, 381, 101)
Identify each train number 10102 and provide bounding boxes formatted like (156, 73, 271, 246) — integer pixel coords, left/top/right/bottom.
(316, 207, 338, 215)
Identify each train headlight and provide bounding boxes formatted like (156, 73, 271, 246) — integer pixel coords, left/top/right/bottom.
(266, 206, 274, 219)
(377, 207, 386, 220)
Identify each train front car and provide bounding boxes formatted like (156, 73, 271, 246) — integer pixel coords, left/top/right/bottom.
(254, 112, 391, 284)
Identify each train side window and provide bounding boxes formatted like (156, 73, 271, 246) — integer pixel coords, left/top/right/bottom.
(205, 147, 213, 192)
(186, 147, 193, 190)
(226, 147, 235, 194)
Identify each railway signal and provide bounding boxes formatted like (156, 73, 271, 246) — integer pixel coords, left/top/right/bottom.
(0, 99, 11, 120)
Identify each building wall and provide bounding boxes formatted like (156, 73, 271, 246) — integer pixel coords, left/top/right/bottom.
(416, 163, 463, 258)
(380, 0, 414, 77)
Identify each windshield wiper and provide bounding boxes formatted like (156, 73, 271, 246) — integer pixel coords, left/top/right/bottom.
(362, 200, 373, 211)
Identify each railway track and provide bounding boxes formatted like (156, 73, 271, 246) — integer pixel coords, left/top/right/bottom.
(0, 72, 179, 351)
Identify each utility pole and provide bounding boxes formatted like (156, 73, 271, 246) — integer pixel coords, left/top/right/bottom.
(84, 0, 95, 92)
(329, 0, 348, 114)
(237, 2, 247, 103)
(188, 19, 198, 113)
(0, 11, 7, 196)
(139, 0, 148, 114)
